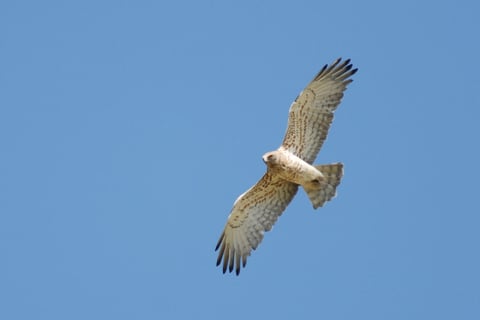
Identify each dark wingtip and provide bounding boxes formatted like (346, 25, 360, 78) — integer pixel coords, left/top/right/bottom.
(214, 231, 224, 251)
(314, 63, 329, 80)
(216, 239, 226, 266)
(315, 57, 357, 81)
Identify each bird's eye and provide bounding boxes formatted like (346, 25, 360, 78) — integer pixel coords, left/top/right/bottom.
(268, 154, 273, 160)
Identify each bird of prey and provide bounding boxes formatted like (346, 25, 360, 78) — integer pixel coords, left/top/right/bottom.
(215, 58, 357, 275)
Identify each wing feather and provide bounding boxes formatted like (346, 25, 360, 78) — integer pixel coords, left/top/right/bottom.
(281, 58, 357, 163)
(215, 173, 298, 275)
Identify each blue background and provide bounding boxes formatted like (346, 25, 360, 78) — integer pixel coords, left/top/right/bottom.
(1, 1, 479, 319)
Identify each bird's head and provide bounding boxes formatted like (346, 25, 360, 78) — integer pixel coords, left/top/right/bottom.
(262, 151, 279, 166)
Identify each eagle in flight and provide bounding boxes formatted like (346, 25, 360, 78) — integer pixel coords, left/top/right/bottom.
(215, 58, 357, 275)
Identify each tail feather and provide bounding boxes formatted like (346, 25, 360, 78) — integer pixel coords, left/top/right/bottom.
(303, 163, 343, 209)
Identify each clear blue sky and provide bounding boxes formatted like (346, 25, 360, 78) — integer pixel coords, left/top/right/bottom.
(1, 1, 479, 319)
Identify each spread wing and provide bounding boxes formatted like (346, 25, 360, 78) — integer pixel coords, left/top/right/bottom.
(215, 173, 298, 275)
(281, 58, 357, 164)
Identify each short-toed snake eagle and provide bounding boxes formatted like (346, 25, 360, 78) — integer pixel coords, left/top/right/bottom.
(215, 58, 357, 275)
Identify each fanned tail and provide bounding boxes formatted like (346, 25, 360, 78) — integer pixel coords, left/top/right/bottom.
(303, 163, 343, 209)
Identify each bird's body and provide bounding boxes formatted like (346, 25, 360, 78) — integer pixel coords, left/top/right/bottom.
(263, 148, 324, 186)
(216, 58, 357, 275)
